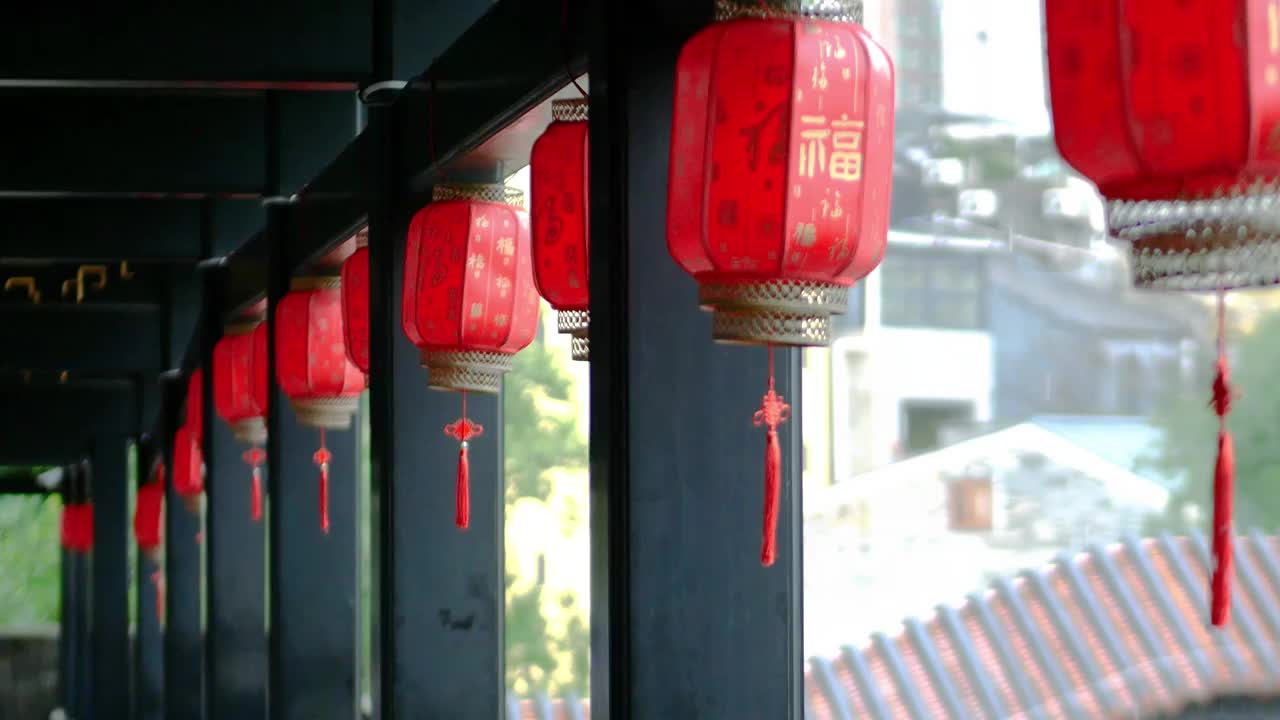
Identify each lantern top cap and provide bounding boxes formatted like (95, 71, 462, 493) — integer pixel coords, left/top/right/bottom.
(432, 182, 525, 209)
(552, 98, 589, 123)
(289, 275, 342, 292)
(714, 0, 863, 23)
(354, 228, 368, 248)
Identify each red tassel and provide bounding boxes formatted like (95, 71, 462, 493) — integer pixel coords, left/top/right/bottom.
(761, 428, 781, 566)
(753, 346, 791, 568)
(251, 466, 263, 523)
(445, 391, 483, 532)
(1212, 429, 1234, 626)
(456, 444, 471, 529)
(151, 570, 165, 625)
(314, 429, 332, 535)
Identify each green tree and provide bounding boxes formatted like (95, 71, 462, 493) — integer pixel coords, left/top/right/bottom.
(503, 327, 589, 695)
(1141, 309, 1280, 532)
(0, 492, 62, 626)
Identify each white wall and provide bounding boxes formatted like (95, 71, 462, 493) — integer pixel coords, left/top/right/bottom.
(940, 0, 1050, 136)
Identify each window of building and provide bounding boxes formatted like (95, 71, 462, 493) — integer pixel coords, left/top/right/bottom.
(901, 400, 974, 455)
(948, 477, 994, 531)
(881, 252, 985, 329)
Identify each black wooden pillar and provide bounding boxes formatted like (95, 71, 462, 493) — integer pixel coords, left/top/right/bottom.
(266, 204, 361, 720)
(588, 0, 805, 716)
(367, 96, 505, 718)
(92, 431, 134, 719)
(203, 278, 269, 720)
(164, 372, 205, 720)
(136, 440, 165, 720)
(60, 463, 91, 720)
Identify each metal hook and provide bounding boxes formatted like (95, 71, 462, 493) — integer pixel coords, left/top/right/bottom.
(4, 277, 40, 304)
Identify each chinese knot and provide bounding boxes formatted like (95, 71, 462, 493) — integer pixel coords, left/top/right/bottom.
(276, 277, 365, 533)
(214, 320, 269, 522)
(531, 98, 592, 361)
(667, 0, 894, 565)
(1046, 0, 1280, 625)
(402, 183, 539, 528)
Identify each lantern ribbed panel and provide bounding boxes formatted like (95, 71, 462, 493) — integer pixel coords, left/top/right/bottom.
(1046, 0, 1280, 290)
(341, 242, 370, 375)
(402, 184, 540, 393)
(134, 479, 164, 551)
(532, 99, 591, 360)
(173, 426, 204, 497)
(667, 13, 895, 345)
(275, 280, 364, 429)
(214, 323, 268, 444)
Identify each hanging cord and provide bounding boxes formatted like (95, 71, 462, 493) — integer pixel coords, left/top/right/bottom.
(314, 429, 332, 535)
(243, 445, 266, 523)
(445, 391, 484, 530)
(560, 0, 588, 98)
(753, 345, 791, 566)
(1210, 290, 1235, 626)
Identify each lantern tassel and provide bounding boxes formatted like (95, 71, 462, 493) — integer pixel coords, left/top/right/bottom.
(244, 445, 265, 523)
(314, 429, 332, 535)
(1210, 291, 1235, 626)
(445, 391, 483, 531)
(754, 346, 791, 568)
(457, 443, 471, 529)
(151, 569, 165, 625)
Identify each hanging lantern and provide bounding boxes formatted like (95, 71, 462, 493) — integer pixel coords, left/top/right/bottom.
(341, 229, 371, 377)
(667, 0, 894, 566)
(185, 368, 204, 445)
(1045, 0, 1278, 625)
(214, 321, 269, 522)
(60, 502, 94, 554)
(531, 98, 591, 361)
(276, 276, 365, 533)
(403, 183, 539, 528)
(134, 464, 166, 623)
(172, 424, 204, 510)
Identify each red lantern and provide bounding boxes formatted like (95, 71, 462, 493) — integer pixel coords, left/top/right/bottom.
(402, 183, 539, 528)
(134, 464, 166, 622)
(531, 98, 591, 361)
(341, 230, 370, 376)
(172, 425, 204, 507)
(214, 321, 268, 522)
(667, 0, 894, 565)
(1045, 0, 1278, 625)
(276, 277, 364, 533)
(185, 368, 203, 444)
(60, 502, 93, 554)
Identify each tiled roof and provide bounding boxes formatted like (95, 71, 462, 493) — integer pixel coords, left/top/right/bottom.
(513, 534, 1280, 719)
(807, 534, 1280, 720)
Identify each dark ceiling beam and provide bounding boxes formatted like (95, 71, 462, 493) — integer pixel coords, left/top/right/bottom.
(0, 381, 135, 464)
(0, 3, 371, 87)
(0, 198, 264, 262)
(0, 305, 164, 373)
(0, 471, 57, 495)
(0, 90, 355, 197)
(220, 0, 589, 313)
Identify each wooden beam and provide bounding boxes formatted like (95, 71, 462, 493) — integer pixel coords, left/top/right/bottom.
(0, 305, 164, 373)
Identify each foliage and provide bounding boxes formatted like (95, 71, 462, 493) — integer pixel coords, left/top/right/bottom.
(0, 495, 62, 626)
(1141, 309, 1280, 532)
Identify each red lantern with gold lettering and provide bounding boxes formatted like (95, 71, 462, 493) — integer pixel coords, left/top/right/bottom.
(214, 321, 269, 522)
(134, 462, 166, 621)
(276, 277, 364, 533)
(341, 230, 370, 376)
(1046, 0, 1280, 626)
(402, 183, 539, 528)
(531, 98, 591, 360)
(667, 0, 894, 566)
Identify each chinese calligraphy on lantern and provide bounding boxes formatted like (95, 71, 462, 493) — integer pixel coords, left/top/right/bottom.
(798, 114, 864, 182)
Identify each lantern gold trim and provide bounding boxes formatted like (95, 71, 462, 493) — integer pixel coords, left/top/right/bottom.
(354, 228, 369, 248)
(421, 350, 514, 394)
(556, 310, 591, 362)
(432, 183, 525, 209)
(231, 418, 268, 446)
(715, 0, 863, 22)
(290, 276, 342, 292)
(1108, 191, 1280, 291)
(697, 279, 846, 346)
(291, 397, 359, 430)
(552, 99, 589, 123)
(223, 321, 261, 336)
